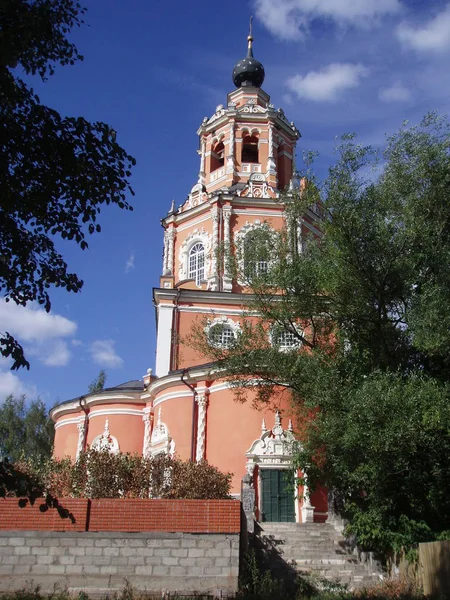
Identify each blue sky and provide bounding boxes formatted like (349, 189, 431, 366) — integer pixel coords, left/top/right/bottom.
(1, 0, 450, 406)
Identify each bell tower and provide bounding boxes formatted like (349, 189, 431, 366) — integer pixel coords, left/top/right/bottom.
(196, 25, 300, 198)
(154, 29, 304, 377)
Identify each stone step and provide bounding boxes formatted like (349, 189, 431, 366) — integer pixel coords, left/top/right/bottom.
(281, 555, 359, 564)
(255, 522, 381, 590)
(261, 540, 349, 551)
(277, 545, 350, 553)
(262, 541, 345, 548)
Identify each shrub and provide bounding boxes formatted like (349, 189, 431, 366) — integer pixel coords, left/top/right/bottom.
(11, 450, 232, 500)
(355, 578, 422, 600)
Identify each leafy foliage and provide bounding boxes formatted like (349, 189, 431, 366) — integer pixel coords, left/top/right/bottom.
(0, 0, 135, 369)
(0, 395, 54, 462)
(11, 450, 232, 500)
(191, 114, 450, 555)
(88, 370, 107, 393)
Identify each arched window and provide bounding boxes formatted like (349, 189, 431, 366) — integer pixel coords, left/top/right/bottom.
(208, 323, 236, 349)
(210, 141, 225, 172)
(188, 243, 205, 285)
(243, 228, 271, 281)
(242, 134, 259, 164)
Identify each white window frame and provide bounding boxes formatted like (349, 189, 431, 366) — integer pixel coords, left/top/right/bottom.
(204, 317, 241, 349)
(188, 242, 205, 285)
(234, 220, 278, 286)
(270, 324, 302, 352)
(178, 228, 211, 285)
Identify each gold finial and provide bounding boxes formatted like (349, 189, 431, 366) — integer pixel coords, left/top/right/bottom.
(247, 16, 254, 53)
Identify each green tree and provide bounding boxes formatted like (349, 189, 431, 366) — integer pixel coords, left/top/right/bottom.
(195, 114, 450, 555)
(0, 395, 54, 462)
(0, 1, 135, 370)
(88, 369, 106, 393)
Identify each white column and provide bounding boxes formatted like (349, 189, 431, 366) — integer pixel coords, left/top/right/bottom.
(167, 228, 175, 275)
(297, 219, 303, 255)
(76, 419, 86, 460)
(162, 230, 169, 275)
(301, 473, 315, 523)
(198, 138, 206, 184)
(267, 124, 276, 174)
(222, 207, 233, 292)
(208, 206, 220, 291)
(195, 393, 208, 462)
(155, 303, 175, 377)
(226, 122, 235, 173)
(142, 414, 151, 457)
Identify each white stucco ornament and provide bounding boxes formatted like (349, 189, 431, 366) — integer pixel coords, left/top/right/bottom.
(246, 412, 298, 469)
(149, 408, 175, 457)
(178, 227, 212, 283)
(91, 418, 120, 454)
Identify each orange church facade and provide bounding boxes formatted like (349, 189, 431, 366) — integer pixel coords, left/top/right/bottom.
(51, 33, 327, 524)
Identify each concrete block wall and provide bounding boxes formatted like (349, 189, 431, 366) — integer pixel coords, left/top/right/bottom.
(0, 531, 240, 596)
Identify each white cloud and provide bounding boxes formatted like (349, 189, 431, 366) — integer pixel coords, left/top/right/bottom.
(125, 251, 135, 274)
(379, 81, 412, 102)
(0, 360, 38, 400)
(90, 340, 123, 369)
(40, 340, 71, 367)
(397, 4, 450, 53)
(254, 0, 403, 40)
(286, 63, 369, 102)
(0, 299, 77, 342)
(0, 299, 78, 369)
(0, 372, 29, 398)
(71, 339, 83, 347)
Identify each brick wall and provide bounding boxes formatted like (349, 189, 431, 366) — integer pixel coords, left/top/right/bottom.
(89, 499, 240, 532)
(0, 499, 88, 532)
(0, 531, 240, 596)
(0, 498, 241, 534)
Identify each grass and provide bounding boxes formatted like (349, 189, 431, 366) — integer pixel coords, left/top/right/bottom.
(0, 576, 431, 600)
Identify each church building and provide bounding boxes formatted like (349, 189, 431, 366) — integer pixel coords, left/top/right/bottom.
(51, 30, 327, 524)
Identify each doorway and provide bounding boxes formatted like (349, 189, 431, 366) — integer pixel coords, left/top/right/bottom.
(260, 469, 295, 522)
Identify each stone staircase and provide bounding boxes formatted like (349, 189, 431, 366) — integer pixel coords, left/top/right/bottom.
(255, 522, 382, 590)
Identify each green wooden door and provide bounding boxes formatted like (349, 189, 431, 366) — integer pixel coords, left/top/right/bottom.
(261, 469, 295, 522)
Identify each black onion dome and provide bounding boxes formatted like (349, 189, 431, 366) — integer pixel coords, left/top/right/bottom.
(232, 35, 265, 88)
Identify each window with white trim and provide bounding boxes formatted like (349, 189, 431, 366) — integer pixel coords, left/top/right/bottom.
(188, 242, 205, 285)
(208, 323, 236, 349)
(243, 228, 271, 281)
(271, 325, 302, 351)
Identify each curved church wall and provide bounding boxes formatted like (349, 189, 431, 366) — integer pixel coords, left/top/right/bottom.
(87, 407, 144, 455)
(204, 384, 294, 494)
(53, 420, 79, 460)
(153, 388, 195, 460)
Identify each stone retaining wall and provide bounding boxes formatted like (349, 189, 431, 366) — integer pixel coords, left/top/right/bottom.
(0, 531, 239, 596)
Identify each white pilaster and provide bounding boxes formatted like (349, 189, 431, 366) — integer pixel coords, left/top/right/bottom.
(222, 207, 233, 292)
(226, 122, 235, 173)
(162, 230, 169, 275)
(297, 219, 303, 255)
(208, 206, 220, 291)
(167, 228, 175, 275)
(301, 474, 315, 523)
(198, 138, 206, 184)
(267, 124, 276, 175)
(76, 419, 86, 460)
(155, 303, 175, 377)
(142, 414, 151, 457)
(195, 393, 208, 462)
